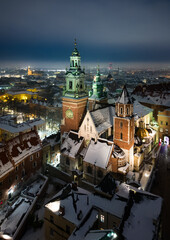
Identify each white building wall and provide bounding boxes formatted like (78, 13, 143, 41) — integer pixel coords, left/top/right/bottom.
(78, 111, 98, 141)
(122, 146, 134, 171)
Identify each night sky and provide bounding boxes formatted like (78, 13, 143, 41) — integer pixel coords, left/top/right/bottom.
(0, 0, 170, 63)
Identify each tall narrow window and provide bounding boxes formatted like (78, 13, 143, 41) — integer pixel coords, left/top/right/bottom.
(120, 122, 123, 128)
(72, 60, 74, 67)
(127, 108, 129, 115)
(69, 81, 72, 89)
(120, 107, 123, 114)
(120, 133, 123, 140)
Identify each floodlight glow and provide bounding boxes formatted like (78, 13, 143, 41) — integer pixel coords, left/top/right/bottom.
(46, 201, 60, 212)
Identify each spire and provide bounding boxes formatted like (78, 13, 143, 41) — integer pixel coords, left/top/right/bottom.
(74, 38, 77, 47)
(117, 85, 132, 104)
(72, 38, 80, 56)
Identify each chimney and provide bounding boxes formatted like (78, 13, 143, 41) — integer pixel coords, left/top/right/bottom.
(59, 205, 65, 216)
(72, 182, 78, 191)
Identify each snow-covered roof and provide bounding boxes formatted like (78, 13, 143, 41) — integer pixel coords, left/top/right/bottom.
(83, 139, 113, 169)
(113, 144, 125, 159)
(133, 93, 170, 108)
(8, 130, 42, 164)
(61, 131, 84, 158)
(45, 183, 127, 229)
(0, 147, 14, 178)
(0, 129, 42, 175)
(90, 106, 114, 134)
(1, 197, 32, 236)
(133, 100, 153, 118)
(89, 101, 152, 136)
(68, 209, 98, 240)
(0, 117, 45, 134)
(122, 191, 163, 240)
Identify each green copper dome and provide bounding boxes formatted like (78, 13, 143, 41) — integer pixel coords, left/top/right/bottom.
(89, 67, 107, 100)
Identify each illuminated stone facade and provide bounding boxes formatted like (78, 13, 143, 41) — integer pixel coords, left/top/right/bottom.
(114, 86, 134, 170)
(158, 109, 170, 141)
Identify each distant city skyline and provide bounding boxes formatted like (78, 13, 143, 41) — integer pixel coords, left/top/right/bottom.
(0, 0, 170, 62)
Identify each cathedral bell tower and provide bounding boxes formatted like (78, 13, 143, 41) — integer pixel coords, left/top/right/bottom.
(113, 85, 134, 170)
(61, 40, 88, 133)
(88, 67, 107, 111)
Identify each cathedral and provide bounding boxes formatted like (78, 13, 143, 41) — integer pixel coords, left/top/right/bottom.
(60, 41, 157, 184)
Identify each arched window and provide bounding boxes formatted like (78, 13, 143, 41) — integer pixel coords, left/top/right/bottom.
(127, 108, 129, 115)
(97, 170, 103, 178)
(120, 132, 123, 140)
(120, 107, 123, 114)
(87, 166, 92, 174)
(72, 60, 74, 67)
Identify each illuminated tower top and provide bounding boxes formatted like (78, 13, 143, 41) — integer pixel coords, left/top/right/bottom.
(63, 39, 87, 99)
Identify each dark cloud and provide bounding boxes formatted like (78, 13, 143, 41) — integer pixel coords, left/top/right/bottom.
(0, 0, 170, 61)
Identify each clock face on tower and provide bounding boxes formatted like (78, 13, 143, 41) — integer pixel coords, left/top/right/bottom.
(66, 109, 74, 119)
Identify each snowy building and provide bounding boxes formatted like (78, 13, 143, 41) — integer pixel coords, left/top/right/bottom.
(60, 131, 84, 175)
(44, 182, 125, 240)
(83, 138, 114, 184)
(0, 115, 45, 142)
(44, 178, 162, 240)
(42, 132, 61, 168)
(60, 86, 157, 182)
(157, 108, 170, 144)
(0, 129, 42, 204)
